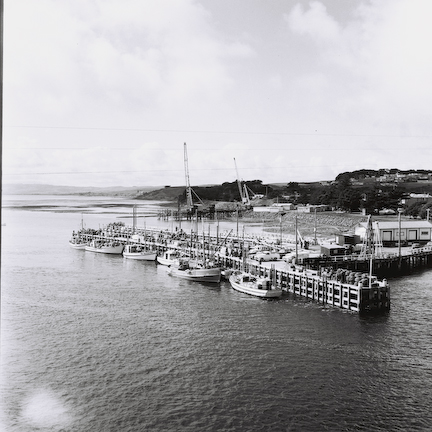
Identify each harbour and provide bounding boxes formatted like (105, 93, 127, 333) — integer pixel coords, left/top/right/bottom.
(69, 214, 421, 313)
(2, 195, 432, 431)
(5, 1, 432, 430)
(69, 204, 432, 314)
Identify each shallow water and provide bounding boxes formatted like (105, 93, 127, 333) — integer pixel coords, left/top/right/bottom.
(1, 197, 432, 431)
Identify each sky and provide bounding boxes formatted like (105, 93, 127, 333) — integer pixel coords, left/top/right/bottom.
(3, 0, 432, 187)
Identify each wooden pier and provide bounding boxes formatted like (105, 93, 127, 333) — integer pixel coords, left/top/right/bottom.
(73, 223, 395, 313)
(216, 255, 390, 313)
(301, 246, 432, 278)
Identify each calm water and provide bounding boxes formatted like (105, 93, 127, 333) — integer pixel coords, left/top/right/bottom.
(1, 196, 432, 431)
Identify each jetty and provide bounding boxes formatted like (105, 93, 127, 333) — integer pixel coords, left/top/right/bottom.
(70, 220, 401, 314)
(301, 248, 432, 279)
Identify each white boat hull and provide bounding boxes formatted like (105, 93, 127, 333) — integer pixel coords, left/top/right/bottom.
(69, 240, 87, 250)
(229, 273, 282, 298)
(156, 256, 178, 266)
(123, 245, 156, 261)
(85, 242, 124, 254)
(156, 250, 181, 266)
(168, 266, 221, 283)
(124, 251, 157, 261)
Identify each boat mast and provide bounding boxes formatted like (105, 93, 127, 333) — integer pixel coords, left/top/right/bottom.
(132, 205, 137, 234)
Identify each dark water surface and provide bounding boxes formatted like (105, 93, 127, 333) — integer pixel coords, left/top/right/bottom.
(1, 197, 432, 431)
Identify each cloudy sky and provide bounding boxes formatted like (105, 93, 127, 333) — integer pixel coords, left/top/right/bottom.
(3, 0, 432, 187)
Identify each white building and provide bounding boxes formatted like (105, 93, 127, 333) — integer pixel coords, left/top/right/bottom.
(355, 220, 432, 246)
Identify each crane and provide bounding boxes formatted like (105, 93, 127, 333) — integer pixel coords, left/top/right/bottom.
(183, 143, 204, 209)
(184, 143, 193, 208)
(359, 216, 383, 259)
(233, 158, 251, 207)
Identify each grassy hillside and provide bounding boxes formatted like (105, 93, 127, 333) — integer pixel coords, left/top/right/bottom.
(135, 186, 185, 201)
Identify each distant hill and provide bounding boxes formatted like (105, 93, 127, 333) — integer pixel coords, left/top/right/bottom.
(2, 184, 159, 196)
(136, 180, 276, 203)
(336, 168, 432, 181)
(136, 186, 186, 201)
(5, 168, 432, 202)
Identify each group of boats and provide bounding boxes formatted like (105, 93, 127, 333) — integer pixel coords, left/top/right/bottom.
(67, 141, 284, 298)
(154, 249, 222, 283)
(69, 237, 157, 260)
(69, 235, 282, 298)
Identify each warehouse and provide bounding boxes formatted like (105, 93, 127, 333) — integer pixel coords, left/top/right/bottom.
(355, 220, 432, 246)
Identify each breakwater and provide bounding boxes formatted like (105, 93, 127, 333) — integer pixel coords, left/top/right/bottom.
(72, 222, 394, 313)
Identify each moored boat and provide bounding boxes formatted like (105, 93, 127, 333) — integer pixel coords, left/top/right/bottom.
(85, 239, 124, 254)
(123, 244, 156, 261)
(167, 258, 221, 283)
(68, 237, 87, 249)
(69, 214, 88, 249)
(229, 271, 282, 298)
(156, 249, 182, 266)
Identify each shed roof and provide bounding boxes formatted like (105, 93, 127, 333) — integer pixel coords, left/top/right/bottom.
(358, 220, 432, 229)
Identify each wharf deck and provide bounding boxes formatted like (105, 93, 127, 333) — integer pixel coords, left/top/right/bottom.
(74, 226, 392, 313)
(301, 246, 432, 278)
(217, 255, 389, 313)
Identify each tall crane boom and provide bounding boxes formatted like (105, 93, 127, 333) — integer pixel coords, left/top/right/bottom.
(184, 143, 193, 208)
(233, 158, 250, 206)
(234, 158, 244, 203)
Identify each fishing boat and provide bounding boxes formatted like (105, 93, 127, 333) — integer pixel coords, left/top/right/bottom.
(229, 271, 282, 298)
(68, 237, 87, 249)
(85, 239, 124, 255)
(123, 244, 156, 261)
(69, 213, 87, 249)
(167, 258, 221, 283)
(156, 249, 182, 266)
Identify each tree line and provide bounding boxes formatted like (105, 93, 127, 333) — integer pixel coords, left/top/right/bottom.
(179, 176, 432, 217)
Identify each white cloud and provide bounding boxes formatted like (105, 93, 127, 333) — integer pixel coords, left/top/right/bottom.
(284, 0, 432, 138)
(3, 0, 432, 187)
(355, 0, 432, 121)
(5, 0, 253, 123)
(285, 1, 340, 42)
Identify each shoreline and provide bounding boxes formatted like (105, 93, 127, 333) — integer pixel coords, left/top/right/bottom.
(4, 195, 412, 244)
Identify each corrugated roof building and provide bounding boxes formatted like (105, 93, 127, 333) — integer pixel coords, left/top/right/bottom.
(355, 220, 432, 246)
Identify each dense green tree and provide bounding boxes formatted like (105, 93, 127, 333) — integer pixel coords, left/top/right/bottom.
(360, 185, 405, 214)
(405, 202, 423, 218)
(419, 202, 432, 219)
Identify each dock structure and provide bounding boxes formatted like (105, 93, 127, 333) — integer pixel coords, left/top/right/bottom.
(71, 222, 397, 313)
(158, 207, 240, 221)
(216, 255, 390, 313)
(301, 247, 432, 279)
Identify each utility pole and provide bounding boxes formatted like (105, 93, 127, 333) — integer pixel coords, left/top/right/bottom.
(398, 210, 402, 259)
(314, 208, 317, 245)
(295, 215, 298, 262)
(279, 212, 286, 245)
